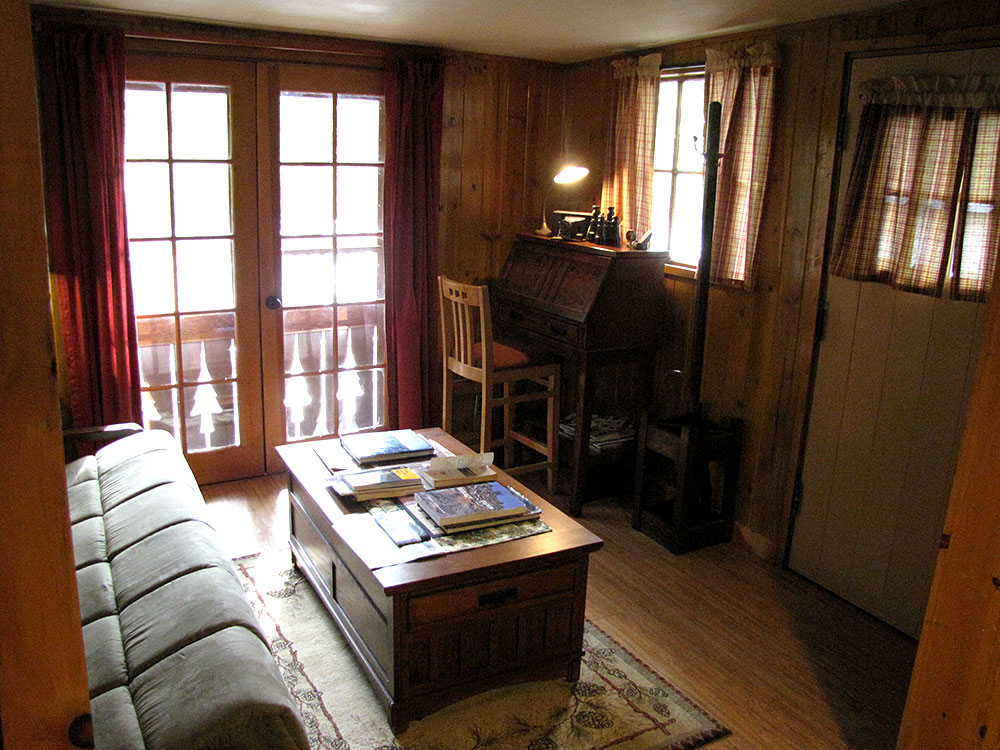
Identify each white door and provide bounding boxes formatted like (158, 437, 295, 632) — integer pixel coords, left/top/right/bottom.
(789, 276, 985, 636)
(788, 46, 998, 637)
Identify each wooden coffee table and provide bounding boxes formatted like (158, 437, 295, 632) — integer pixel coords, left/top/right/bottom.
(276, 428, 603, 732)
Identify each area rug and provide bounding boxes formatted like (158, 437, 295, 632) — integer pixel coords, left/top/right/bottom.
(235, 550, 729, 750)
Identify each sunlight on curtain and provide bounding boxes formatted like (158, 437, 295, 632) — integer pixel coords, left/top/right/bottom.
(602, 52, 661, 239)
(705, 40, 779, 287)
(832, 75, 1000, 300)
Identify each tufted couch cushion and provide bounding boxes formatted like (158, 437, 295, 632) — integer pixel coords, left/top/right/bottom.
(67, 430, 308, 750)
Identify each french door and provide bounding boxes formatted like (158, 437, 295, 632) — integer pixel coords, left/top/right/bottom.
(124, 53, 386, 483)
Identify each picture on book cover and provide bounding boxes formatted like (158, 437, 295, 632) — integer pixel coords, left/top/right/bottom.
(339, 428, 435, 466)
(415, 481, 529, 529)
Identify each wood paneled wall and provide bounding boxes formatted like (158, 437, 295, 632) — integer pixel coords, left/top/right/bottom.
(0, 1, 91, 747)
(550, 0, 1000, 562)
(438, 53, 571, 283)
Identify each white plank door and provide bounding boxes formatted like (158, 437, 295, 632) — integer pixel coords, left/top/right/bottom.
(789, 278, 985, 636)
(788, 46, 997, 638)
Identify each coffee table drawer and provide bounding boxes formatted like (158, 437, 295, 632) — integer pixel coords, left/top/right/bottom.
(408, 563, 576, 628)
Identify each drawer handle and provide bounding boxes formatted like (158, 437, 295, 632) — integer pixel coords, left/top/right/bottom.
(549, 323, 568, 336)
(478, 587, 518, 608)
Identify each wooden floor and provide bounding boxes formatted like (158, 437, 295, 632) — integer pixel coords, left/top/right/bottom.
(202, 473, 916, 750)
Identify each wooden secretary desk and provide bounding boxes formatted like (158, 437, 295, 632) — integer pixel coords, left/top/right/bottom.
(492, 234, 668, 515)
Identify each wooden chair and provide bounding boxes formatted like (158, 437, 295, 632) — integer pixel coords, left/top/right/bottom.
(438, 276, 560, 493)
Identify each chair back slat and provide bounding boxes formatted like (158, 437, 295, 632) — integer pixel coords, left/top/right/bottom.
(438, 276, 492, 381)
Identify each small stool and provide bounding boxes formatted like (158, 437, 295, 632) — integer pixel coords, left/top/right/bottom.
(632, 414, 742, 554)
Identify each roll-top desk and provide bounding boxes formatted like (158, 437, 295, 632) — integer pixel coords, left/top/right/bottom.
(493, 234, 668, 514)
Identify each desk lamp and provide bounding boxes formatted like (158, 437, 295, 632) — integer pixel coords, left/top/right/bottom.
(535, 164, 589, 236)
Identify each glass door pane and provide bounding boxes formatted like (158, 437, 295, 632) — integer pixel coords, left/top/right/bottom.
(124, 57, 263, 483)
(278, 91, 386, 442)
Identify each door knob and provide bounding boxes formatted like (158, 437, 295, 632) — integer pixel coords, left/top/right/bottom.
(265, 295, 282, 310)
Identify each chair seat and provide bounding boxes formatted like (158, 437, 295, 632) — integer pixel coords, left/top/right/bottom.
(472, 341, 531, 370)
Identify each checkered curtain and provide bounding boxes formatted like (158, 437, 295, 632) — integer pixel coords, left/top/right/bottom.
(706, 41, 779, 286)
(832, 75, 1000, 301)
(602, 53, 661, 239)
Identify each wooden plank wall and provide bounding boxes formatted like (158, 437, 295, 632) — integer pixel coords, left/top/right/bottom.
(437, 53, 574, 284)
(0, 1, 92, 747)
(553, 0, 1000, 562)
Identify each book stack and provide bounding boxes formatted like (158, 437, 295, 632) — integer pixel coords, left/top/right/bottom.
(332, 465, 423, 501)
(414, 481, 540, 533)
(339, 428, 435, 467)
(559, 413, 634, 456)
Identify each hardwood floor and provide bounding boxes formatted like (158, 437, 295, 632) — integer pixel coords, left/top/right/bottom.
(202, 473, 916, 749)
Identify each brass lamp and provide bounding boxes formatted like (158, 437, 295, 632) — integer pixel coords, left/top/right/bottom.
(535, 165, 589, 236)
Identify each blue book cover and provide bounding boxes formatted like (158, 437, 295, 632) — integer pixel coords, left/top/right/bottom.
(339, 428, 434, 466)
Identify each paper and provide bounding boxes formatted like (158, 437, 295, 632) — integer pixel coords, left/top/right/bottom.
(427, 452, 494, 471)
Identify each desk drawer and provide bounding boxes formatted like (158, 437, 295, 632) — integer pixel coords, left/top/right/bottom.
(495, 305, 583, 349)
(408, 564, 576, 629)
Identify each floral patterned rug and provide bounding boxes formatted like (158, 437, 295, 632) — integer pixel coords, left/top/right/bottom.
(235, 550, 729, 750)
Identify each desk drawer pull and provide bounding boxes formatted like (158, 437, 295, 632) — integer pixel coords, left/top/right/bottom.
(549, 323, 569, 336)
(479, 587, 518, 608)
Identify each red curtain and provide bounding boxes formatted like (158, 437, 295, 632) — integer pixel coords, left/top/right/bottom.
(383, 54, 445, 430)
(34, 23, 141, 429)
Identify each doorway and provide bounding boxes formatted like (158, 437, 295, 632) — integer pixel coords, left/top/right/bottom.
(788, 47, 996, 636)
(124, 51, 386, 484)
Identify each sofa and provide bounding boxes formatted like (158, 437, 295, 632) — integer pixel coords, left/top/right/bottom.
(66, 428, 309, 750)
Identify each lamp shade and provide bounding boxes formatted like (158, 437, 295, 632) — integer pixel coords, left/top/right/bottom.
(553, 165, 589, 184)
(536, 164, 590, 236)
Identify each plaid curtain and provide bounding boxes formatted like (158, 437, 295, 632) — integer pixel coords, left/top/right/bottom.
(832, 75, 1000, 301)
(602, 53, 661, 239)
(706, 41, 779, 286)
(954, 109, 1000, 301)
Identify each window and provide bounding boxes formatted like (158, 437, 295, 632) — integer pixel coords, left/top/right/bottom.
(125, 80, 241, 452)
(833, 86, 1000, 301)
(651, 65, 705, 266)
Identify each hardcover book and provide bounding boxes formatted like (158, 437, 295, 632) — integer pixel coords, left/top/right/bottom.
(414, 481, 529, 529)
(431, 497, 542, 533)
(340, 465, 423, 500)
(339, 429, 435, 467)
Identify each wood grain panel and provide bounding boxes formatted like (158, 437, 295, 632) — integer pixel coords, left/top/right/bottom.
(898, 271, 1000, 748)
(1, 2, 91, 747)
(437, 53, 565, 285)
